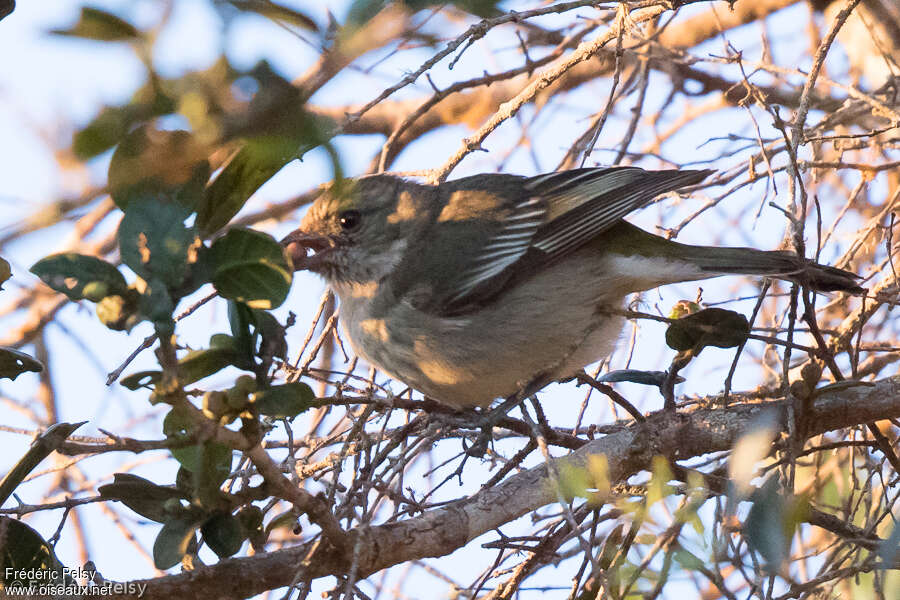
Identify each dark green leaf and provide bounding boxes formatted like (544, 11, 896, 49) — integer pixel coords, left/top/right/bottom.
(447, 0, 499, 17)
(0, 422, 85, 507)
(237, 505, 264, 533)
(265, 510, 299, 534)
(665, 308, 750, 353)
(253, 382, 314, 418)
(228, 300, 256, 362)
(118, 198, 198, 289)
(238, 505, 267, 549)
(207, 228, 292, 309)
(196, 140, 295, 236)
(745, 477, 792, 571)
(878, 519, 900, 567)
(194, 63, 339, 235)
(121, 341, 242, 390)
(347, 0, 497, 26)
(0, 348, 43, 381)
(672, 548, 707, 572)
(50, 7, 139, 41)
(178, 345, 240, 384)
(0, 517, 62, 586)
(98, 473, 188, 523)
(194, 442, 233, 508)
(120, 370, 161, 390)
(163, 408, 200, 471)
(227, 0, 317, 30)
(30, 253, 128, 301)
(74, 105, 129, 160)
(107, 126, 209, 210)
(209, 333, 236, 350)
(138, 278, 176, 335)
(346, 0, 388, 27)
(163, 409, 232, 492)
(95, 291, 141, 331)
(252, 308, 287, 361)
(175, 466, 195, 494)
(74, 89, 177, 160)
(201, 512, 244, 558)
(153, 516, 200, 570)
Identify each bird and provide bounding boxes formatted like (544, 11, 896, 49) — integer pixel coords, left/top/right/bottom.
(282, 167, 862, 409)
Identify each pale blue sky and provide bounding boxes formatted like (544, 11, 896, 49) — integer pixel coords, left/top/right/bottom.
(0, 1, 871, 596)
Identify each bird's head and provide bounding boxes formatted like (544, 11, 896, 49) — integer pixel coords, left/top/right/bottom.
(283, 175, 428, 285)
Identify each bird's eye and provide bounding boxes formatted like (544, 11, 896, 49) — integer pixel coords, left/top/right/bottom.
(338, 210, 362, 232)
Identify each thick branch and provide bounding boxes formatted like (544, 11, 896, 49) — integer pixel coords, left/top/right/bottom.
(108, 375, 900, 600)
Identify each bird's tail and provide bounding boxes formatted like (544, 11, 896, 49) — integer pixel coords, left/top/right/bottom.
(608, 222, 864, 294)
(683, 245, 864, 293)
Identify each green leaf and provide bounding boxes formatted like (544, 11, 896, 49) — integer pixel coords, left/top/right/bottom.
(49, 7, 139, 41)
(153, 516, 200, 570)
(98, 473, 188, 523)
(178, 345, 240, 384)
(665, 308, 750, 353)
(745, 477, 806, 572)
(74, 88, 177, 160)
(879, 518, 900, 567)
(120, 340, 243, 390)
(193, 62, 340, 235)
(163, 409, 232, 487)
(346, 0, 388, 27)
(30, 253, 128, 301)
(672, 548, 706, 572)
(107, 126, 209, 211)
(95, 290, 141, 331)
(265, 510, 299, 534)
(252, 382, 314, 418)
(201, 512, 244, 558)
(196, 139, 295, 236)
(0, 348, 43, 381)
(237, 505, 264, 534)
(194, 442, 233, 508)
(0, 517, 63, 587)
(227, 302, 288, 366)
(209, 333, 236, 350)
(138, 278, 176, 335)
(0, 422, 85, 507)
(118, 198, 198, 289)
(228, 301, 256, 363)
(407, 0, 499, 17)
(238, 505, 267, 549)
(251, 309, 288, 361)
(120, 370, 161, 390)
(226, 0, 318, 30)
(163, 408, 199, 471)
(207, 228, 292, 309)
(346, 0, 497, 26)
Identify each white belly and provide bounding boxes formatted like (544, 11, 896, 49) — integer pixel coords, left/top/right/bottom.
(332, 250, 700, 408)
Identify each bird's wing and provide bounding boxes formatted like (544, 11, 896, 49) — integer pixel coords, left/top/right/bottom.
(526, 167, 712, 266)
(409, 167, 711, 316)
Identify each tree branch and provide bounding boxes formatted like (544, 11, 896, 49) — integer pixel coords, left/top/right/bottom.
(107, 375, 900, 600)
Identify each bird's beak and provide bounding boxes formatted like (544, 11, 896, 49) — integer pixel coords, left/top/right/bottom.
(281, 230, 334, 272)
